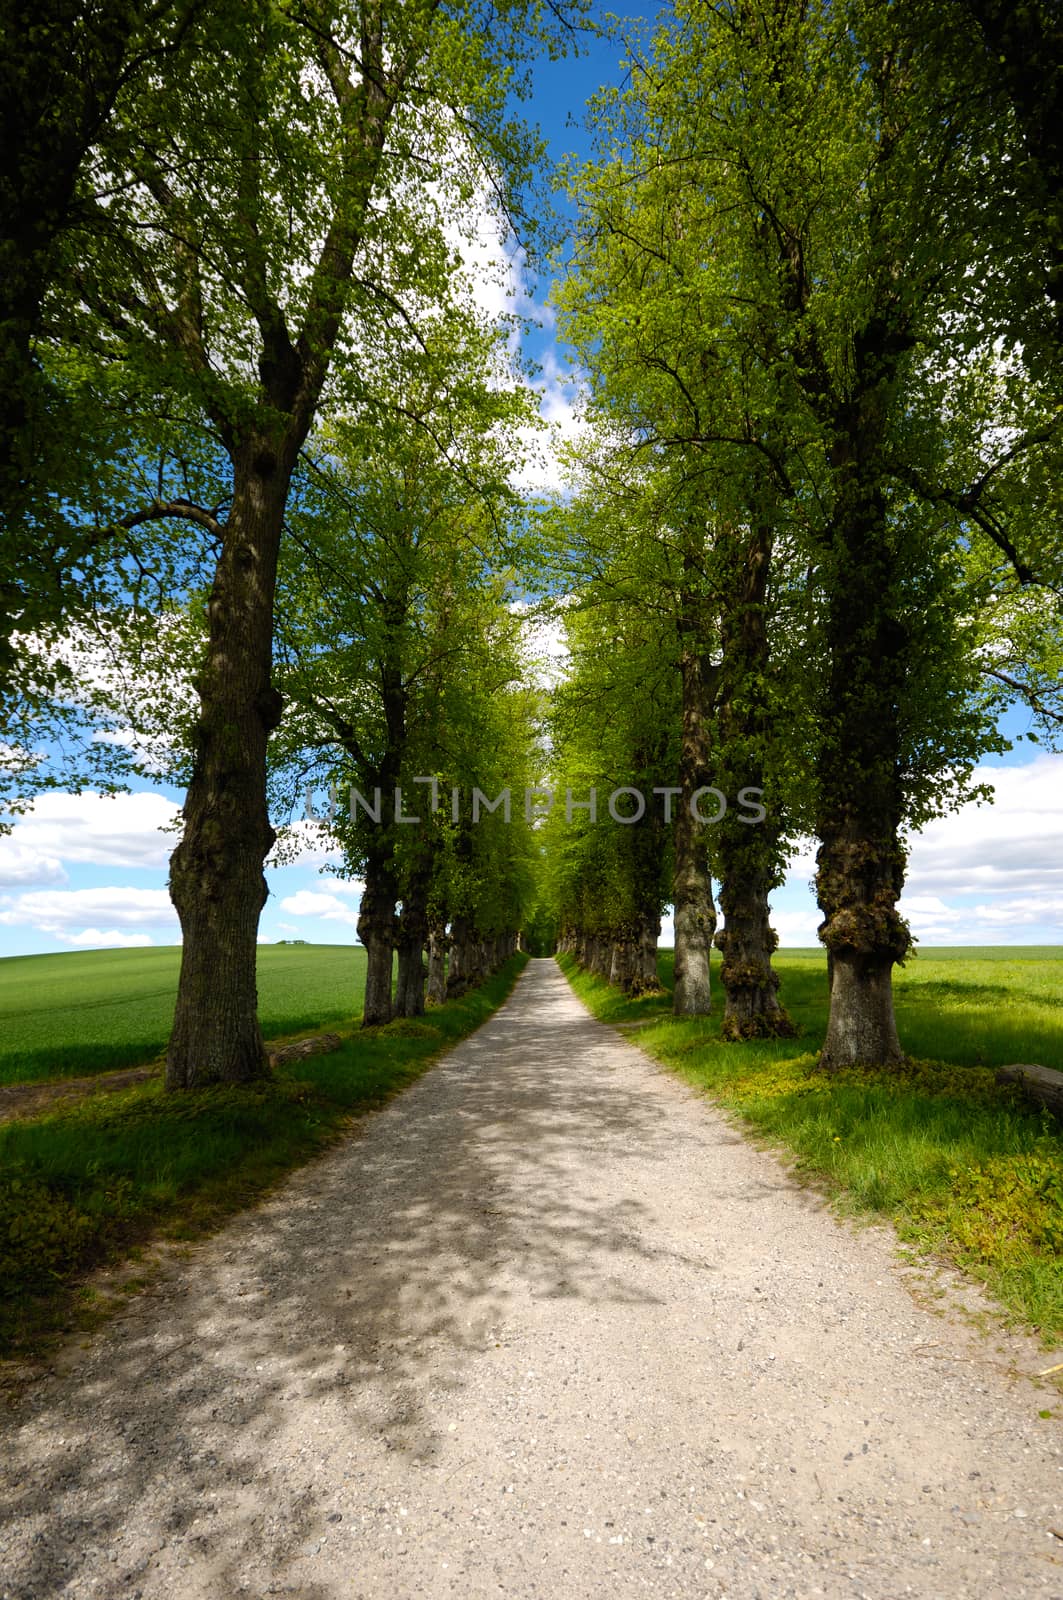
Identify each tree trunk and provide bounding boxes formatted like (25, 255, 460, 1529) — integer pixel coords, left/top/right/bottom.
(672, 627, 716, 1016)
(165, 449, 288, 1087)
(361, 930, 394, 1026)
(395, 939, 426, 1017)
(817, 827, 908, 1069)
(446, 915, 473, 998)
(819, 948, 903, 1069)
(716, 895, 795, 1040)
(395, 848, 431, 1017)
(633, 910, 662, 995)
(426, 918, 448, 1005)
(816, 421, 911, 1070)
(715, 518, 794, 1040)
(627, 760, 666, 996)
(357, 857, 397, 1026)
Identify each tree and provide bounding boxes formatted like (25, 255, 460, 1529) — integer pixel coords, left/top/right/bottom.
(0, 0, 204, 512)
(269, 307, 539, 1023)
(35, 0, 563, 1084)
(557, 0, 1060, 1066)
(544, 590, 674, 995)
(949, 0, 1063, 374)
(554, 111, 809, 1027)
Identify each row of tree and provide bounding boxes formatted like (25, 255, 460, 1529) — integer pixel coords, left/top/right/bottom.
(0, 0, 573, 1083)
(3, 0, 1061, 1084)
(538, 0, 1063, 1067)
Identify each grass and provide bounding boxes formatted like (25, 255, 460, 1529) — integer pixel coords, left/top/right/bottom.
(0, 954, 528, 1358)
(559, 946, 1063, 1344)
(0, 944, 369, 1083)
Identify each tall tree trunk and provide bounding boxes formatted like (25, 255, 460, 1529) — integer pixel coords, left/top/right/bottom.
(672, 607, 717, 1016)
(395, 845, 431, 1017)
(446, 914, 473, 998)
(715, 519, 794, 1040)
(395, 931, 427, 1016)
(165, 448, 287, 1087)
(816, 426, 910, 1071)
(357, 854, 397, 1027)
(628, 755, 666, 997)
(608, 933, 629, 990)
(426, 917, 448, 1005)
(716, 885, 794, 1040)
(634, 910, 661, 994)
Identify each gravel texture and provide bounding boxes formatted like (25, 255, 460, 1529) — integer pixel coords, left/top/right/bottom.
(1, 956, 1060, 1599)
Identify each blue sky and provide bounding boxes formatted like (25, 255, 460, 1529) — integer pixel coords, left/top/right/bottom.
(1, 6, 1060, 957)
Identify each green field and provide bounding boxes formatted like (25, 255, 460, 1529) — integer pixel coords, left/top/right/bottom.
(762, 946, 1063, 1073)
(0, 944, 369, 1083)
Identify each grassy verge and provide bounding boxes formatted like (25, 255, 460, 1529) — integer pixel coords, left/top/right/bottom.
(559, 949, 1063, 1344)
(0, 954, 528, 1358)
(0, 944, 372, 1084)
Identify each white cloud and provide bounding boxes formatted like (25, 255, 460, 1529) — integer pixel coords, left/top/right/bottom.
(441, 181, 586, 496)
(770, 907, 822, 946)
(903, 755, 1063, 897)
(513, 349, 588, 495)
(279, 889, 361, 927)
(315, 876, 365, 897)
(65, 928, 155, 949)
(0, 886, 179, 941)
(0, 840, 67, 887)
(4, 791, 181, 869)
(772, 754, 1063, 945)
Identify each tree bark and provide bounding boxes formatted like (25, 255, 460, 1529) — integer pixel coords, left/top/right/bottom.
(395, 932, 427, 1016)
(165, 448, 288, 1087)
(446, 914, 473, 998)
(634, 910, 662, 995)
(357, 851, 397, 1026)
(716, 892, 794, 1040)
(608, 933, 630, 990)
(715, 519, 794, 1039)
(426, 917, 448, 1005)
(672, 616, 717, 1016)
(394, 845, 431, 1017)
(816, 410, 911, 1070)
(627, 763, 666, 996)
(360, 927, 395, 1025)
(819, 948, 903, 1069)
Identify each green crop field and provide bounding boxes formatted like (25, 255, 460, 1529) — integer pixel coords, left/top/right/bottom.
(0, 944, 368, 1084)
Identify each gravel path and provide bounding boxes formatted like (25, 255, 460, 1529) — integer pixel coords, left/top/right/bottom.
(1, 957, 1060, 1600)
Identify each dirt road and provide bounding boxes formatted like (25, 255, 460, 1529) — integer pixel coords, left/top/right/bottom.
(1, 958, 1059, 1599)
